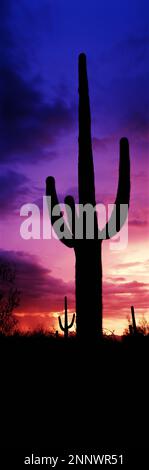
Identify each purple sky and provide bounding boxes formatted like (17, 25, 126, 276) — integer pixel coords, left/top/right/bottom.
(0, 0, 149, 333)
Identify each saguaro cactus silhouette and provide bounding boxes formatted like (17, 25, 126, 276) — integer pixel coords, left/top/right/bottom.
(46, 53, 130, 340)
(58, 296, 75, 339)
(131, 305, 137, 335)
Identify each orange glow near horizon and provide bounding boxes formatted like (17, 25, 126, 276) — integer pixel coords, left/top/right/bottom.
(15, 305, 149, 336)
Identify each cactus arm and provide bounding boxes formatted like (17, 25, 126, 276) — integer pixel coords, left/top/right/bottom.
(68, 313, 75, 329)
(46, 176, 74, 248)
(99, 138, 130, 240)
(58, 315, 65, 332)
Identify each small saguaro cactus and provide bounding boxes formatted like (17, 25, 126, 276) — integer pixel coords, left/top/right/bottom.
(58, 296, 75, 339)
(131, 305, 137, 335)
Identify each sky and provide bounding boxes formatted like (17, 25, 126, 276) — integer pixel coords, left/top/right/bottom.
(0, 0, 149, 334)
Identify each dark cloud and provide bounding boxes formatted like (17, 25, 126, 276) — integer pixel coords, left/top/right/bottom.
(92, 135, 118, 153)
(92, 137, 109, 151)
(116, 35, 149, 66)
(107, 276, 126, 282)
(0, 64, 74, 163)
(103, 75, 149, 137)
(93, 36, 149, 140)
(103, 279, 149, 318)
(0, 249, 74, 316)
(129, 219, 148, 227)
(0, 249, 148, 330)
(99, 34, 149, 69)
(0, 169, 30, 215)
(0, 1, 13, 54)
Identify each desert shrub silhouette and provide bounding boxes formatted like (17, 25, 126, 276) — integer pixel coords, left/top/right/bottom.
(0, 262, 19, 335)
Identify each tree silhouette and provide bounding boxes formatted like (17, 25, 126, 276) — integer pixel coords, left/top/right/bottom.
(46, 53, 130, 341)
(0, 263, 20, 335)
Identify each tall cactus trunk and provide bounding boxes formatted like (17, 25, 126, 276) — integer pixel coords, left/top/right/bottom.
(75, 241, 102, 339)
(76, 54, 102, 340)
